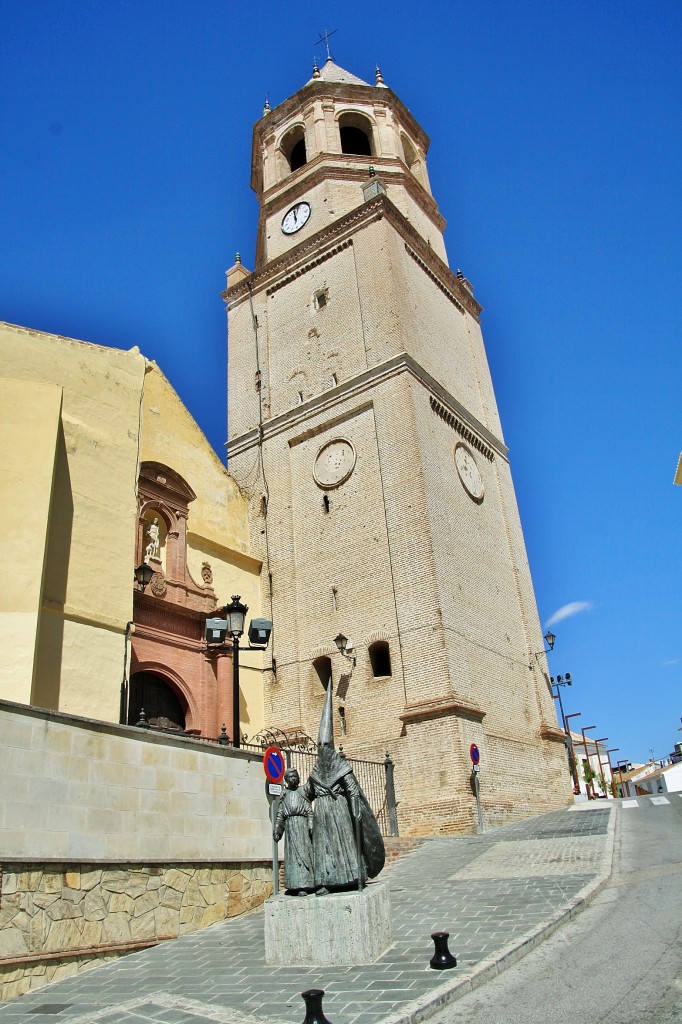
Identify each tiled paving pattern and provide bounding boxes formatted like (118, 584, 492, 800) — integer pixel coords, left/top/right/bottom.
(0, 807, 613, 1024)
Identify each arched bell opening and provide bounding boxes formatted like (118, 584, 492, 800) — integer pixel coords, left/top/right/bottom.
(338, 112, 374, 156)
(281, 124, 307, 173)
(400, 132, 425, 186)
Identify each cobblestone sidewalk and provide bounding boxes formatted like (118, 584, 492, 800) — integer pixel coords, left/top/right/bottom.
(0, 805, 615, 1024)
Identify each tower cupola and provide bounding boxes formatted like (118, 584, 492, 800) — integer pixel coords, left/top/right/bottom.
(251, 59, 446, 266)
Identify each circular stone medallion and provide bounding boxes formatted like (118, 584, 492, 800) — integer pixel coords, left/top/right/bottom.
(454, 442, 484, 502)
(313, 438, 356, 489)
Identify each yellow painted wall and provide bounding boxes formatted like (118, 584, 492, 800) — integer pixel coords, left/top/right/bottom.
(0, 323, 263, 737)
(0, 322, 146, 720)
(140, 364, 265, 738)
(0, 378, 62, 703)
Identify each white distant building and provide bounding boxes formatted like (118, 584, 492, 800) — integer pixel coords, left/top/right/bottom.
(628, 761, 682, 796)
(569, 731, 615, 799)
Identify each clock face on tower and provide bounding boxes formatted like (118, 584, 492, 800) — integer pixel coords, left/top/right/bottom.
(313, 438, 356, 489)
(281, 201, 311, 235)
(454, 443, 484, 502)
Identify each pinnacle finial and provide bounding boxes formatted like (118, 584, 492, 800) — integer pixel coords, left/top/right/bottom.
(235, 253, 242, 265)
(312, 59, 321, 79)
(262, 95, 271, 116)
(375, 65, 386, 86)
(315, 27, 338, 62)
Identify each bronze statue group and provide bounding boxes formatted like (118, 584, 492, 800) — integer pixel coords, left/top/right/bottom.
(273, 683, 385, 895)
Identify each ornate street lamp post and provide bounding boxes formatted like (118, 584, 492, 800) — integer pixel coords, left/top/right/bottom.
(550, 673, 572, 731)
(205, 596, 272, 749)
(225, 596, 248, 749)
(564, 711, 582, 790)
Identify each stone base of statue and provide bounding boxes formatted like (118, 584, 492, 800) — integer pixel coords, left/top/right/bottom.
(264, 881, 392, 966)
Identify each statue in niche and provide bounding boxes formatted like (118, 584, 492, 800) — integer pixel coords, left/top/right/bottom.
(303, 681, 385, 893)
(145, 517, 160, 560)
(273, 768, 315, 894)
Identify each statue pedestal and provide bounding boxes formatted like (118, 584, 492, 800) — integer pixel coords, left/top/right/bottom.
(264, 881, 392, 966)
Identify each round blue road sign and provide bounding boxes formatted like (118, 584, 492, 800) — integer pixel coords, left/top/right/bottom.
(263, 745, 285, 783)
(469, 743, 480, 765)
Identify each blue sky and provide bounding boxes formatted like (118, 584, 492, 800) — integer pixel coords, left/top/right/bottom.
(2, 1, 680, 767)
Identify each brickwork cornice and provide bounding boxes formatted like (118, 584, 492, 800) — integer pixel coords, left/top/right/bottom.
(224, 192, 481, 322)
(227, 352, 508, 462)
(540, 725, 570, 743)
(400, 695, 486, 724)
(256, 155, 446, 235)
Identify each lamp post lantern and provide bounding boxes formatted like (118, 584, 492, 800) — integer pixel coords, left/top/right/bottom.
(551, 677, 575, 787)
(225, 596, 248, 749)
(205, 596, 272, 749)
(564, 711, 582, 790)
(550, 673, 572, 731)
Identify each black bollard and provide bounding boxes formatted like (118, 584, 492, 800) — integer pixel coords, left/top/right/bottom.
(430, 931, 457, 970)
(301, 989, 332, 1024)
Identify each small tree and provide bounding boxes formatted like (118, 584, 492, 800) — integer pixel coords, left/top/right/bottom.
(583, 761, 597, 797)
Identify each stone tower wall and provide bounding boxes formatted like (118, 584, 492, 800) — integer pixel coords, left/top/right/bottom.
(226, 69, 571, 834)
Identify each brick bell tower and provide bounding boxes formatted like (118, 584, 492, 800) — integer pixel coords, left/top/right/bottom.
(224, 57, 569, 835)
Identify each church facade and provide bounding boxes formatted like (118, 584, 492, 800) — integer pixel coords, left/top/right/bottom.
(1, 322, 263, 740)
(225, 58, 569, 834)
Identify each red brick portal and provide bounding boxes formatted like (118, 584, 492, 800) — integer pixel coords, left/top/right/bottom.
(127, 462, 234, 741)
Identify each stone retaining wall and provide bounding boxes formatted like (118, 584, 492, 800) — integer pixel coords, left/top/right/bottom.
(0, 701, 278, 1000)
(0, 860, 272, 1000)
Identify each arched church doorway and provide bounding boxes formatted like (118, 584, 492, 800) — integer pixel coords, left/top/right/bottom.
(128, 671, 186, 731)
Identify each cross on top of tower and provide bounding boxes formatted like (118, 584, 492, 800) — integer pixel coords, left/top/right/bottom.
(315, 27, 338, 62)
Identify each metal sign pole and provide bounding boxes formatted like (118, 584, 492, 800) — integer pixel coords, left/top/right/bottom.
(473, 769, 484, 831)
(263, 746, 285, 899)
(270, 797, 279, 897)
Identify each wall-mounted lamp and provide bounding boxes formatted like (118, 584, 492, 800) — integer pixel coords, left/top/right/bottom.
(533, 631, 556, 661)
(334, 632, 356, 667)
(134, 562, 154, 592)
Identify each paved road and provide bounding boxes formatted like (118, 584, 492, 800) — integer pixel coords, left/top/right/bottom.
(0, 804, 616, 1024)
(430, 795, 682, 1024)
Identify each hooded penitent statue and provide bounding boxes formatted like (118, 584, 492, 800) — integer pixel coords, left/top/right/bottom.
(299, 682, 385, 891)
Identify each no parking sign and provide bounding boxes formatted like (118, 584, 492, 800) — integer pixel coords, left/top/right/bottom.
(263, 745, 285, 783)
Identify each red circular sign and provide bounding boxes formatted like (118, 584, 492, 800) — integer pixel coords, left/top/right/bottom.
(469, 743, 480, 765)
(263, 745, 285, 783)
